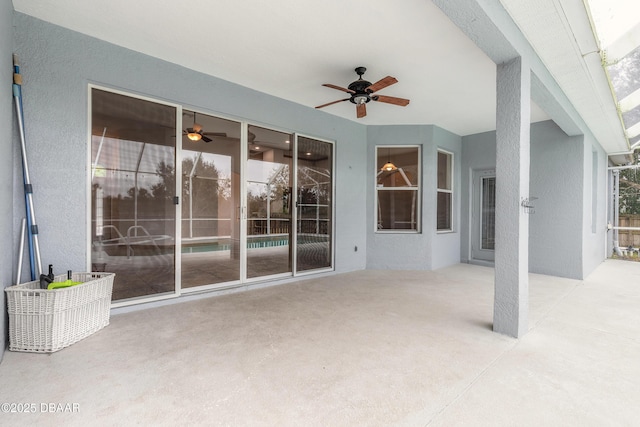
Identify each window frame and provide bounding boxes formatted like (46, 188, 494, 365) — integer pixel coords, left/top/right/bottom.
(374, 145, 421, 234)
(436, 149, 454, 233)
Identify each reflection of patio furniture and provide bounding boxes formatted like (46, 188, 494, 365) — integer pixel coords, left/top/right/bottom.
(95, 224, 172, 259)
(126, 225, 171, 258)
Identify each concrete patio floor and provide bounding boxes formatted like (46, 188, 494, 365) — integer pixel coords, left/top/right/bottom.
(1, 260, 639, 426)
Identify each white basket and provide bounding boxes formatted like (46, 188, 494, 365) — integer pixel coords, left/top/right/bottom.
(5, 272, 114, 353)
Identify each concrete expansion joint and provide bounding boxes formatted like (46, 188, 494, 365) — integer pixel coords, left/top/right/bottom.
(425, 339, 519, 426)
(570, 324, 640, 345)
(527, 280, 583, 333)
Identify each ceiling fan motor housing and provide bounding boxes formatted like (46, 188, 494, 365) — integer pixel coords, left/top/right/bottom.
(348, 72, 373, 104)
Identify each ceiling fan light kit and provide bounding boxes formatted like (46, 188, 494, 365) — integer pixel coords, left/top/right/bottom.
(381, 161, 397, 172)
(316, 67, 410, 118)
(183, 112, 213, 142)
(185, 121, 210, 142)
(187, 131, 202, 141)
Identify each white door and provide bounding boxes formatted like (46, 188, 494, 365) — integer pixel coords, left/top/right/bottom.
(471, 169, 495, 263)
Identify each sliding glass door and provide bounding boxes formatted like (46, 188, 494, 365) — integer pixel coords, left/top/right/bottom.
(90, 88, 177, 301)
(181, 111, 241, 287)
(295, 136, 333, 272)
(91, 87, 334, 303)
(245, 125, 293, 279)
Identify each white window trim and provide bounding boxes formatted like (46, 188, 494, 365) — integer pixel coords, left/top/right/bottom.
(437, 149, 454, 233)
(374, 145, 421, 234)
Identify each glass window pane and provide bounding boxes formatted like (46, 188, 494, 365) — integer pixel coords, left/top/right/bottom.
(481, 177, 496, 250)
(437, 151, 452, 190)
(376, 146, 420, 232)
(376, 147, 419, 187)
(437, 151, 453, 231)
(437, 192, 452, 230)
(377, 190, 419, 231)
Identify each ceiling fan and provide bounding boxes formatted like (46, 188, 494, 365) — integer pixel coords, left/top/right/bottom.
(183, 112, 226, 142)
(316, 67, 410, 118)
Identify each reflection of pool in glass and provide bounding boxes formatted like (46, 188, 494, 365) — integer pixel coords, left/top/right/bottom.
(182, 236, 290, 254)
(182, 243, 231, 254)
(247, 235, 289, 249)
(182, 235, 330, 254)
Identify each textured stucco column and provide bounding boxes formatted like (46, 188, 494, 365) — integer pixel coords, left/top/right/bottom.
(494, 56, 530, 338)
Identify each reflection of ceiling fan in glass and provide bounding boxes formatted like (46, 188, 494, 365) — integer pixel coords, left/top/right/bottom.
(183, 112, 226, 142)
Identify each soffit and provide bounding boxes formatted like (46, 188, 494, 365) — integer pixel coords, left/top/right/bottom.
(500, 0, 629, 157)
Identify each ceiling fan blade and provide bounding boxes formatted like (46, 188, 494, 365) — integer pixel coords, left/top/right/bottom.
(374, 95, 410, 106)
(201, 135, 213, 143)
(185, 128, 194, 134)
(366, 76, 398, 93)
(356, 103, 367, 118)
(202, 132, 228, 137)
(322, 83, 355, 94)
(315, 98, 350, 109)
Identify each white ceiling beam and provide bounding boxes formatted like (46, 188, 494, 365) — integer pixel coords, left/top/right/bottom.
(605, 22, 640, 63)
(626, 121, 640, 139)
(619, 87, 640, 113)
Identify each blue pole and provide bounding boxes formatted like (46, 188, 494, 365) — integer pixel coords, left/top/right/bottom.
(13, 54, 42, 280)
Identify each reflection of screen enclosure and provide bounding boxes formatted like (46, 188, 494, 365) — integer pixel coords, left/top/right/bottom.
(246, 125, 293, 278)
(296, 137, 333, 272)
(181, 111, 242, 288)
(91, 88, 176, 301)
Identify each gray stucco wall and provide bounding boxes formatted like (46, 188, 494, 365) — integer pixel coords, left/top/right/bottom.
(12, 13, 368, 284)
(461, 120, 603, 279)
(365, 125, 462, 270)
(1, 0, 14, 358)
(529, 121, 584, 278)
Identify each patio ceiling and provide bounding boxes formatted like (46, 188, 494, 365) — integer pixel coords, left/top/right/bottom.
(12, 0, 633, 160)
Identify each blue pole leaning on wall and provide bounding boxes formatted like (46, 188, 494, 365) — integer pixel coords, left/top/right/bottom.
(13, 54, 42, 280)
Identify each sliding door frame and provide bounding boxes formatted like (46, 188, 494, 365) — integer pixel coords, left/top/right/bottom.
(293, 133, 336, 277)
(88, 86, 336, 307)
(87, 84, 183, 308)
(179, 109, 245, 294)
(243, 123, 294, 284)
